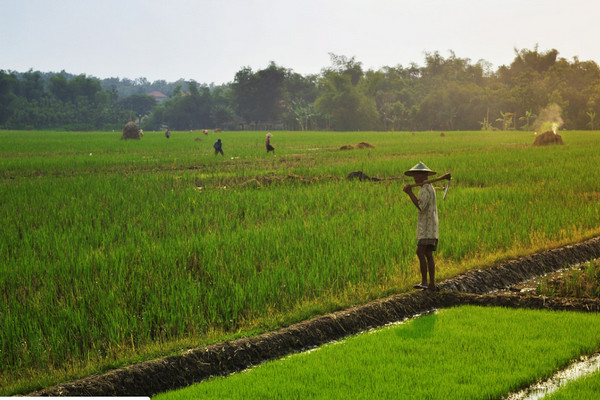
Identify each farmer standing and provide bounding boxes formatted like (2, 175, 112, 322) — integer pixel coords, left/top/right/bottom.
(213, 138, 224, 156)
(266, 132, 275, 153)
(403, 162, 449, 291)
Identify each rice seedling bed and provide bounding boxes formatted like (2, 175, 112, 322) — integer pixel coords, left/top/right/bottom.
(2, 129, 600, 394)
(153, 306, 600, 400)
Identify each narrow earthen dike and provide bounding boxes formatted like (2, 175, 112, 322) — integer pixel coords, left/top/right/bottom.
(32, 237, 600, 397)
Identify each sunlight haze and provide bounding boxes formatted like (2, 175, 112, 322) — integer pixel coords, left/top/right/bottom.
(2, 0, 599, 84)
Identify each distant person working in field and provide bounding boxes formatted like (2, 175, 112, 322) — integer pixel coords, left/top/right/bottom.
(214, 138, 224, 156)
(403, 162, 450, 291)
(165, 128, 170, 139)
(266, 132, 275, 153)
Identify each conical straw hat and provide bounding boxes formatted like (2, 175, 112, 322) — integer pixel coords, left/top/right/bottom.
(404, 161, 436, 176)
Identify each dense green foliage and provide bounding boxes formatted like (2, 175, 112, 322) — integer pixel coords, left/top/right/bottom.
(3, 46, 600, 131)
(0, 70, 130, 130)
(156, 306, 600, 400)
(2, 129, 600, 394)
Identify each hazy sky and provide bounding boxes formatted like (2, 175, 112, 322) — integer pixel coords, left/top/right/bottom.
(2, 0, 599, 85)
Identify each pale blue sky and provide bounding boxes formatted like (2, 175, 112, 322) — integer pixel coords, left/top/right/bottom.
(1, 0, 599, 84)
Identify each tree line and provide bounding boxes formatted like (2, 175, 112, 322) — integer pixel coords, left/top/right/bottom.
(2, 46, 600, 131)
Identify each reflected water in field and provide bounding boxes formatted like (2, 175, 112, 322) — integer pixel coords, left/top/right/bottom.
(505, 352, 600, 400)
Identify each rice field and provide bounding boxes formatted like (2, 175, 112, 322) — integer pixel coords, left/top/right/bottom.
(154, 306, 600, 400)
(545, 370, 600, 400)
(2, 129, 600, 394)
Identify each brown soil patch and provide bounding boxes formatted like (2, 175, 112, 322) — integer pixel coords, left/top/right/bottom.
(201, 170, 403, 190)
(346, 171, 382, 182)
(533, 131, 564, 146)
(31, 236, 600, 397)
(339, 142, 375, 150)
(238, 174, 334, 188)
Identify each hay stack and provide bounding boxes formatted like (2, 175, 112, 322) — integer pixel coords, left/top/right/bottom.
(533, 131, 564, 146)
(340, 145, 355, 150)
(121, 121, 141, 140)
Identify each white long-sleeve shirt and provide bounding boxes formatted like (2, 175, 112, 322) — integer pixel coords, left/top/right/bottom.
(417, 183, 439, 240)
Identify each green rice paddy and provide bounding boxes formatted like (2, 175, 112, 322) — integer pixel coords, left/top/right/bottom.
(545, 370, 600, 400)
(2, 129, 600, 394)
(154, 306, 600, 400)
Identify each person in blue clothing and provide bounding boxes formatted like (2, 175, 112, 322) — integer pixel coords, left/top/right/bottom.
(213, 138, 224, 156)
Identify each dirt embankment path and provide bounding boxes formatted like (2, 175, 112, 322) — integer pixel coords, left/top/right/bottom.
(31, 237, 600, 397)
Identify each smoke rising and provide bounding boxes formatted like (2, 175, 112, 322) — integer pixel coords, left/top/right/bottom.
(534, 103, 564, 134)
